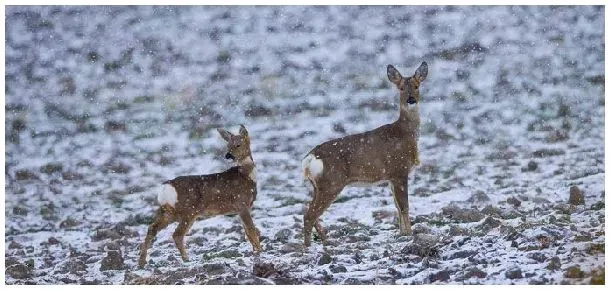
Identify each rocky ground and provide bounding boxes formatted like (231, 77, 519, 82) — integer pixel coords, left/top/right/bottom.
(5, 6, 605, 284)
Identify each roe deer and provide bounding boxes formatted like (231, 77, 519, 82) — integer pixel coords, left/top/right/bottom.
(138, 125, 261, 268)
(301, 62, 428, 247)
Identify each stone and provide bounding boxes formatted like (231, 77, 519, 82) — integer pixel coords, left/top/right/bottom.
(100, 250, 125, 271)
(429, 270, 451, 282)
(463, 267, 487, 279)
(274, 228, 292, 242)
(564, 266, 584, 279)
(505, 267, 523, 279)
(467, 190, 490, 203)
(329, 264, 347, 273)
(203, 263, 227, 276)
(527, 160, 538, 171)
(442, 204, 485, 223)
(546, 257, 561, 271)
(318, 252, 332, 265)
(569, 186, 584, 205)
(506, 196, 521, 207)
(6, 262, 33, 279)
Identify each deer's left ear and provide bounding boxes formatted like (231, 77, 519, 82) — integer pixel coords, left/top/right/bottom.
(217, 128, 233, 142)
(414, 61, 428, 83)
(239, 124, 249, 138)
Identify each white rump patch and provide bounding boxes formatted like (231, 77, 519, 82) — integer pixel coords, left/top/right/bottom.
(158, 184, 177, 207)
(249, 167, 257, 181)
(302, 154, 324, 180)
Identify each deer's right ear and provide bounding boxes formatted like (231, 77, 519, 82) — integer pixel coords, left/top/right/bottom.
(387, 64, 403, 85)
(217, 128, 233, 142)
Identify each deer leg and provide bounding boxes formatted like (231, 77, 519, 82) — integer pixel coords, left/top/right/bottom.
(391, 180, 412, 235)
(139, 206, 175, 268)
(303, 186, 340, 247)
(172, 217, 195, 262)
(239, 209, 262, 253)
(314, 220, 328, 242)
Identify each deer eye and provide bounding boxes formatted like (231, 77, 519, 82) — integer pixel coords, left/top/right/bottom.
(236, 144, 241, 148)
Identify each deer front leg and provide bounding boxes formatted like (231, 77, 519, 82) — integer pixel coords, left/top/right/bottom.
(139, 206, 174, 268)
(172, 217, 195, 262)
(390, 180, 412, 235)
(239, 210, 262, 253)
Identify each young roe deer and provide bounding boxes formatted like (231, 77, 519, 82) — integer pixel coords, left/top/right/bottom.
(301, 62, 428, 247)
(138, 125, 262, 268)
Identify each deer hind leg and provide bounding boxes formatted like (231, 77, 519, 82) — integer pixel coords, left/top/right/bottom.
(172, 216, 196, 262)
(390, 180, 412, 235)
(239, 209, 262, 253)
(139, 205, 175, 268)
(303, 185, 341, 248)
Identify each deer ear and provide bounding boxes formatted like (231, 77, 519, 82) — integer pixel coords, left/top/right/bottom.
(217, 128, 233, 142)
(414, 61, 428, 83)
(239, 124, 249, 138)
(387, 64, 403, 85)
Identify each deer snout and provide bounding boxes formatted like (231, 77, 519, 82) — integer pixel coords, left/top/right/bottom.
(407, 97, 417, 104)
(225, 152, 235, 160)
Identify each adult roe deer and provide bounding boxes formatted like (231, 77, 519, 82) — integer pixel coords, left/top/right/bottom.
(301, 62, 428, 247)
(138, 125, 261, 267)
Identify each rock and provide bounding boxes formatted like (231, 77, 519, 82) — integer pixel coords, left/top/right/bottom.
(100, 250, 125, 271)
(448, 225, 470, 236)
(448, 250, 476, 259)
(332, 123, 346, 133)
(569, 186, 584, 205)
(13, 206, 28, 216)
(527, 160, 538, 171)
(411, 223, 431, 235)
(318, 252, 332, 265)
(40, 162, 63, 174)
(402, 234, 441, 257)
(47, 237, 61, 245)
(216, 249, 241, 258)
(15, 169, 39, 180)
(61, 259, 87, 274)
(253, 262, 278, 278)
(59, 217, 80, 229)
(245, 105, 274, 118)
(467, 190, 490, 203)
(481, 205, 502, 217)
(280, 242, 301, 253)
(329, 264, 347, 273)
(527, 251, 548, 263)
(9, 241, 23, 249)
(442, 204, 484, 223)
(477, 216, 501, 232)
(203, 263, 227, 276)
(429, 270, 451, 282)
(506, 196, 521, 207)
(505, 267, 523, 279)
(546, 256, 561, 271)
(6, 262, 33, 279)
(463, 267, 487, 279)
(564, 266, 584, 278)
(274, 228, 292, 242)
(62, 171, 84, 180)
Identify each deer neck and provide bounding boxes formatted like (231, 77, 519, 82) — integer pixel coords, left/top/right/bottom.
(396, 104, 420, 133)
(237, 156, 257, 182)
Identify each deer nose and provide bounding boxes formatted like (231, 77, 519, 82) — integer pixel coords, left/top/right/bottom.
(407, 97, 417, 104)
(225, 152, 234, 160)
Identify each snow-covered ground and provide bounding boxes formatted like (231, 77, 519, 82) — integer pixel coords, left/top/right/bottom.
(5, 6, 604, 284)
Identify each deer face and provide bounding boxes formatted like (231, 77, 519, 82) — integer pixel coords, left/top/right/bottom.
(387, 62, 428, 107)
(217, 125, 252, 163)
